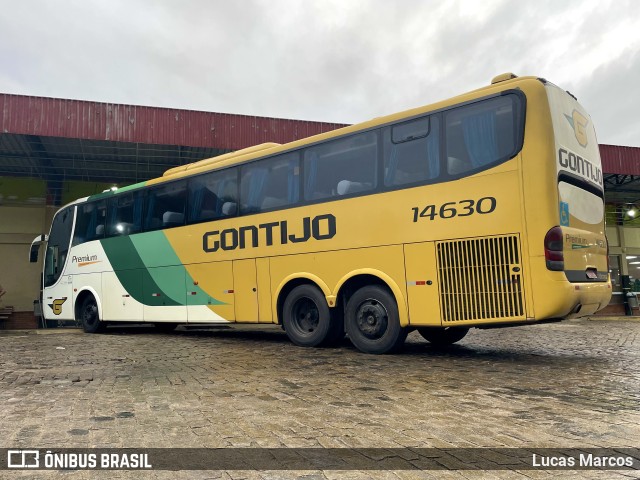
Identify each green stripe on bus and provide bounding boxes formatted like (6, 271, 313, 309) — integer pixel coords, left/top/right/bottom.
(100, 233, 225, 307)
(100, 236, 181, 306)
(130, 231, 224, 306)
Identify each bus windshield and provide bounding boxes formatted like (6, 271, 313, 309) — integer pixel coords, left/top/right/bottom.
(44, 207, 74, 287)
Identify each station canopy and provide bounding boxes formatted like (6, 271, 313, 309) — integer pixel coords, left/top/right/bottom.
(0, 93, 345, 206)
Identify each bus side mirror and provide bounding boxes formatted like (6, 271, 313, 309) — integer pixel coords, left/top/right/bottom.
(29, 234, 48, 263)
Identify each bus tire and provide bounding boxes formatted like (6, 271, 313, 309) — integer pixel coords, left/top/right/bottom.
(79, 295, 105, 333)
(418, 327, 469, 346)
(345, 285, 408, 354)
(282, 285, 335, 347)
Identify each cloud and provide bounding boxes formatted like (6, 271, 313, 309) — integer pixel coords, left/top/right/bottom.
(571, 46, 640, 147)
(0, 0, 638, 144)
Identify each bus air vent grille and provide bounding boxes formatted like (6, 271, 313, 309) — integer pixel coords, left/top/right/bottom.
(436, 234, 525, 323)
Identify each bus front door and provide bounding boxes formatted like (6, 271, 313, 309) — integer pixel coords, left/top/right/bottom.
(42, 207, 75, 323)
(43, 267, 74, 322)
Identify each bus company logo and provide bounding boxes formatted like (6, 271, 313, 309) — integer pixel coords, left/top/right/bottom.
(48, 298, 67, 315)
(203, 214, 336, 253)
(558, 148, 603, 187)
(564, 110, 589, 147)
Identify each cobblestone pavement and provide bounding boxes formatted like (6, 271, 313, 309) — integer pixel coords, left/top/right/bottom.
(0, 318, 639, 479)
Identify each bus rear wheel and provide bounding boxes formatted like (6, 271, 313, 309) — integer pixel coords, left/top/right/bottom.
(282, 285, 339, 347)
(417, 327, 469, 346)
(79, 295, 105, 333)
(345, 286, 408, 354)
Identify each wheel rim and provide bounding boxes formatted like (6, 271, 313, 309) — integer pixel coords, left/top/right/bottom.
(83, 302, 98, 327)
(290, 297, 319, 336)
(355, 298, 388, 340)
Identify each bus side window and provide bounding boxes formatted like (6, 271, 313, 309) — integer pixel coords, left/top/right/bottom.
(383, 116, 440, 187)
(304, 131, 378, 201)
(144, 181, 187, 230)
(240, 153, 299, 214)
(107, 192, 144, 236)
(188, 168, 238, 224)
(445, 95, 519, 175)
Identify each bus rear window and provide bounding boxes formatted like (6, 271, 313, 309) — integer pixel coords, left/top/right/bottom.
(558, 181, 604, 225)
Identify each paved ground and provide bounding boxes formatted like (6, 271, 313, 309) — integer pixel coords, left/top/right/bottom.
(0, 318, 639, 479)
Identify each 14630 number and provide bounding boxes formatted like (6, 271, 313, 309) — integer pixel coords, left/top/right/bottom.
(411, 197, 497, 222)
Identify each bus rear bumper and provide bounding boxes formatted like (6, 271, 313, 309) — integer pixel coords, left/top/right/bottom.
(466, 280, 611, 329)
(533, 276, 612, 319)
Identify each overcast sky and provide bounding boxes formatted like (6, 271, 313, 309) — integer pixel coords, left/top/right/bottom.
(1, 0, 639, 146)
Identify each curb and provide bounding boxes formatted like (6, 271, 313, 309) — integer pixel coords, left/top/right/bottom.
(587, 316, 640, 322)
(0, 328, 83, 335)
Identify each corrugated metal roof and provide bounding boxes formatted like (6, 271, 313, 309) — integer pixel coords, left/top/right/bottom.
(600, 144, 640, 175)
(0, 93, 347, 150)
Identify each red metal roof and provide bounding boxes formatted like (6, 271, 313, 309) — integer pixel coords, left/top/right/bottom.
(0, 93, 347, 151)
(600, 144, 640, 176)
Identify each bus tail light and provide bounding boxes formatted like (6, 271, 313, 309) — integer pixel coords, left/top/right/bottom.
(544, 226, 564, 271)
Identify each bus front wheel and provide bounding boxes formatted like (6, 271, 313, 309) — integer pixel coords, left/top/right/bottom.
(79, 295, 105, 333)
(345, 286, 408, 354)
(417, 327, 469, 346)
(282, 285, 338, 347)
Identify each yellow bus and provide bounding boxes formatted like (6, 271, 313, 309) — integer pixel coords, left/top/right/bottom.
(29, 73, 611, 353)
